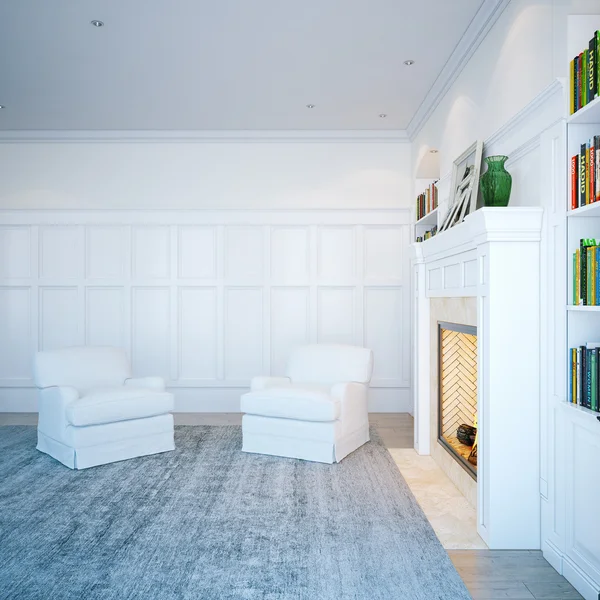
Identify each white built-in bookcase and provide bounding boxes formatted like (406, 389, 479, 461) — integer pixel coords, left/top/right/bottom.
(412, 178, 439, 242)
(541, 15, 600, 600)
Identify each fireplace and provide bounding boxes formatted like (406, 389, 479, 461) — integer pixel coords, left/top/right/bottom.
(438, 321, 478, 480)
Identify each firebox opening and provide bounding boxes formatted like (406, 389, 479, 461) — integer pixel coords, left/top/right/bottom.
(438, 321, 478, 480)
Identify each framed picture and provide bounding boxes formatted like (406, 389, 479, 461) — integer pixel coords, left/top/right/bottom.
(438, 141, 483, 233)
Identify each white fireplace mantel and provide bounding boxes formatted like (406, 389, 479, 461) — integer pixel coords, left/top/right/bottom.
(411, 207, 543, 550)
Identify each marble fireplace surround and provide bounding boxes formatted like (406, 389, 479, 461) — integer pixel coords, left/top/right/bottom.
(411, 208, 543, 549)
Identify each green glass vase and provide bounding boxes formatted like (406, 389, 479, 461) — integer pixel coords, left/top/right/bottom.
(480, 155, 512, 207)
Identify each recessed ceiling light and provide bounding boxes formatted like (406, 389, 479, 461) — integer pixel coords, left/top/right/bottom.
(379, 114, 387, 118)
(0, 105, 5, 109)
(404, 59, 415, 66)
(306, 104, 315, 109)
(91, 20, 104, 27)
(430, 149, 438, 153)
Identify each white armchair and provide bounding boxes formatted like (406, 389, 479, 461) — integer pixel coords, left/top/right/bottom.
(241, 344, 374, 463)
(34, 346, 175, 469)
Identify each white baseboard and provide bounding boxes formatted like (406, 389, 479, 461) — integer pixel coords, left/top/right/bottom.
(543, 540, 600, 600)
(562, 557, 600, 600)
(542, 540, 563, 574)
(0, 387, 412, 414)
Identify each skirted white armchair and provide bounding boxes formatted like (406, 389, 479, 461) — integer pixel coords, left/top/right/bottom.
(241, 344, 374, 464)
(34, 346, 175, 469)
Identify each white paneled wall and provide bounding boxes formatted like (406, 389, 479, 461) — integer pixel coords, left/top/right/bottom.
(0, 210, 411, 412)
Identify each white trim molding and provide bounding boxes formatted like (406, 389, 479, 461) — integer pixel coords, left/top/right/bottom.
(0, 129, 410, 144)
(406, 0, 511, 140)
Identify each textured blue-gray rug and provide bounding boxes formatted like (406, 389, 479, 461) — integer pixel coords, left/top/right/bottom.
(0, 426, 471, 600)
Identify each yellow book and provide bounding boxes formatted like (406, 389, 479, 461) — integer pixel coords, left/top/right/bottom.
(570, 59, 575, 115)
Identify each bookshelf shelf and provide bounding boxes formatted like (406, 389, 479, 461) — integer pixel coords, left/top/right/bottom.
(567, 200, 600, 217)
(568, 94, 600, 125)
(567, 304, 600, 311)
(562, 399, 600, 422)
(415, 207, 438, 227)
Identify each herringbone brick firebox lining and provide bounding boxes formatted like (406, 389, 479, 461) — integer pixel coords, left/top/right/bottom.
(440, 329, 477, 445)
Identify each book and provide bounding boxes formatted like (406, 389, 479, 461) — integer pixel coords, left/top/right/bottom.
(572, 252, 579, 306)
(593, 349, 598, 411)
(597, 31, 600, 94)
(591, 141, 596, 203)
(571, 348, 577, 403)
(579, 53, 584, 110)
(576, 54, 581, 111)
(572, 154, 579, 209)
(582, 239, 588, 304)
(596, 247, 600, 305)
(586, 142, 591, 205)
(571, 58, 576, 114)
(576, 248, 581, 305)
(588, 247, 592, 303)
(581, 144, 587, 206)
(596, 136, 600, 202)
(581, 345, 587, 407)
(584, 49, 589, 106)
(577, 347, 582, 405)
(590, 36, 597, 101)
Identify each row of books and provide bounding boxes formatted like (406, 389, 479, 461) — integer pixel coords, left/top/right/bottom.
(415, 182, 438, 221)
(415, 226, 437, 243)
(570, 136, 600, 208)
(572, 239, 600, 305)
(570, 31, 600, 114)
(569, 344, 600, 411)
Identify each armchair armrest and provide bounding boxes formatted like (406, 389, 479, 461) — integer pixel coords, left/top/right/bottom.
(250, 376, 291, 392)
(124, 377, 166, 392)
(37, 386, 80, 443)
(330, 382, 369, 432)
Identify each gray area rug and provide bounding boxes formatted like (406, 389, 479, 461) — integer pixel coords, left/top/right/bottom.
(0, 426, 471, 600)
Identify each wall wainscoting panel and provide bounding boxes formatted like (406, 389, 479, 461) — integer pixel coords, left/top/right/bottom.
(0, 210, 411, 413)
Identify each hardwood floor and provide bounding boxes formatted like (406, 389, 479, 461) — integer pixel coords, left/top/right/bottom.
(0, 412, 583, 599)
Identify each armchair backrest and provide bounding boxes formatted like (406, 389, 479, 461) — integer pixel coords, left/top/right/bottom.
(285, 344, 373, 385)
(34, 346, 132, 392)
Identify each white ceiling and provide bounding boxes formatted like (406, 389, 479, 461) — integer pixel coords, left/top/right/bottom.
(0, 1, 485, 131)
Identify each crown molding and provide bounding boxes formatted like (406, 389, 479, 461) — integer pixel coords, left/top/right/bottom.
(0, 129, 410, 143)
(406, 0, 511, 140)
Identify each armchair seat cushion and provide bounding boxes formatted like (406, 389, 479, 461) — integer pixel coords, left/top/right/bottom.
(66, 387, 174, 427)
(241, 385, 340, 422)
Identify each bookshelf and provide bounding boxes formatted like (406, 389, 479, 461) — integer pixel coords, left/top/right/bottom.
(413, 179, 439, 242)
(543, 15, 600, 600)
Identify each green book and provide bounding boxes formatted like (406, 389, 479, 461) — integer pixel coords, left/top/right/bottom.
(590, 36, 597, 100)
(583, 50, 587, 106)
(574, 252, 578, 305)
(597, 31, 600, 94)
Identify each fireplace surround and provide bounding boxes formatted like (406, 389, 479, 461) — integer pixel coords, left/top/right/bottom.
(411, 207, 543, 549)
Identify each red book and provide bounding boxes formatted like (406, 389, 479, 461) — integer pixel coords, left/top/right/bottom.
(572, 154, 579, 209)
(591, 143, 596, 203)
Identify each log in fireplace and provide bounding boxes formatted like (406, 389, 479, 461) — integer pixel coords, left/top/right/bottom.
(438, 321, 478, 480)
